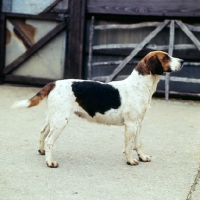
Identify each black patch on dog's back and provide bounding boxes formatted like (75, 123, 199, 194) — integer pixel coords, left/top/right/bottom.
(72, 81, 121, 117)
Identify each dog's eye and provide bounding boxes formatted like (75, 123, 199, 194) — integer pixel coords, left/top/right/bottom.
(163, 55, 169, 61)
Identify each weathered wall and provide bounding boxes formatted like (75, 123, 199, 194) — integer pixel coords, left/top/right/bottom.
(2, 0, 68, 80)
(6, 19, 66, 79)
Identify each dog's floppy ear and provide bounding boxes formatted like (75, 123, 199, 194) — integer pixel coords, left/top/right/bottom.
(146, 55, 164, 75)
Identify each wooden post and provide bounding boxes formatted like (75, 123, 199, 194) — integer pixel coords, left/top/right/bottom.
(87, 16, 95, 80)
(0, 0, 6, 84)
(65, 0, 87, 79)
(165, 20, 175, 100)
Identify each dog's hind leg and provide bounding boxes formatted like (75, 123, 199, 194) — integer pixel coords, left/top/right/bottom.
(44, 116, 68, 168)
(38, 122, 50, 155)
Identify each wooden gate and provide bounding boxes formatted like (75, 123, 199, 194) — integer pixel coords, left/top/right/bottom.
(88, 19, 200, 100)
(86, 0, 200, 98)
(0, 0, 86, 85)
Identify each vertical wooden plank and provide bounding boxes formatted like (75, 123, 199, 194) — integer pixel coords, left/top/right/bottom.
(87, 0, 200, 17)
(65, 0, 86, 79)
(165, 20, 175, 100)
(87, 16, 95, 80)
(0, 0, 6, 84)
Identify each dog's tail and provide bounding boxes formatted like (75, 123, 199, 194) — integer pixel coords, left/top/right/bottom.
(12, 82, 55, 109)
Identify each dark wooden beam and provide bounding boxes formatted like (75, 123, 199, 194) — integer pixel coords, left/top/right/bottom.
(87, 0, 200, 17)
(5, 12, 64, 21)
(3, 21, 67, 74)
(65, 0, 87, 79)
(41, 0, 62, 13)
(4, 75, 55, 85)
(0, 0, 6, 84)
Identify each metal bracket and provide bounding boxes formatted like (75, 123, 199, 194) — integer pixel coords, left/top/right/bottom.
(58, 14, 69, 21)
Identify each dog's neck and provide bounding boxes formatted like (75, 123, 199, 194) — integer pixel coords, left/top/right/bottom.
(126, 69, 161, 97)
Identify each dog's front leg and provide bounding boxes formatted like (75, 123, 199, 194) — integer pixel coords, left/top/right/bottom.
(124, 122, 139, 165)
(134, 120, 151, 162)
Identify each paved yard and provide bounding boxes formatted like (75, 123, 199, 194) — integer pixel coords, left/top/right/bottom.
(0, 85, 200, 200)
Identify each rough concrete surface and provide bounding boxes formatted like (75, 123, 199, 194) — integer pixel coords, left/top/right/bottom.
(0, 85, 200, 200)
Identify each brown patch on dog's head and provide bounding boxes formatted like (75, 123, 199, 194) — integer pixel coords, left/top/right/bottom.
(135, 51, 172, 75)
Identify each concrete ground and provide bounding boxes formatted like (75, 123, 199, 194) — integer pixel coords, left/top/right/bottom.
(0, 84, 200, 200)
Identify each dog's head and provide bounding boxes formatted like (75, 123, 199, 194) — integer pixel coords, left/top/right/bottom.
(135, 51, 184, 75)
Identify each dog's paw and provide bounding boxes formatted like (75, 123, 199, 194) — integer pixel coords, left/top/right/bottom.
(46, 160, 59, 168)
(38, 149, 45, 155)
(138, 154, 151, 162)
(127, 159, 139, 165)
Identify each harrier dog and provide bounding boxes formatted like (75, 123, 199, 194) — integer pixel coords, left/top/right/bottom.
(12, 51, 184, 168)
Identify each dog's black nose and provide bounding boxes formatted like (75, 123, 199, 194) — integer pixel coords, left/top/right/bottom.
(180, 59, 184, 65)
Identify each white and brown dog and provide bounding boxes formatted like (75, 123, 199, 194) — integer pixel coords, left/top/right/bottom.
(12, 51, 184, 168)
